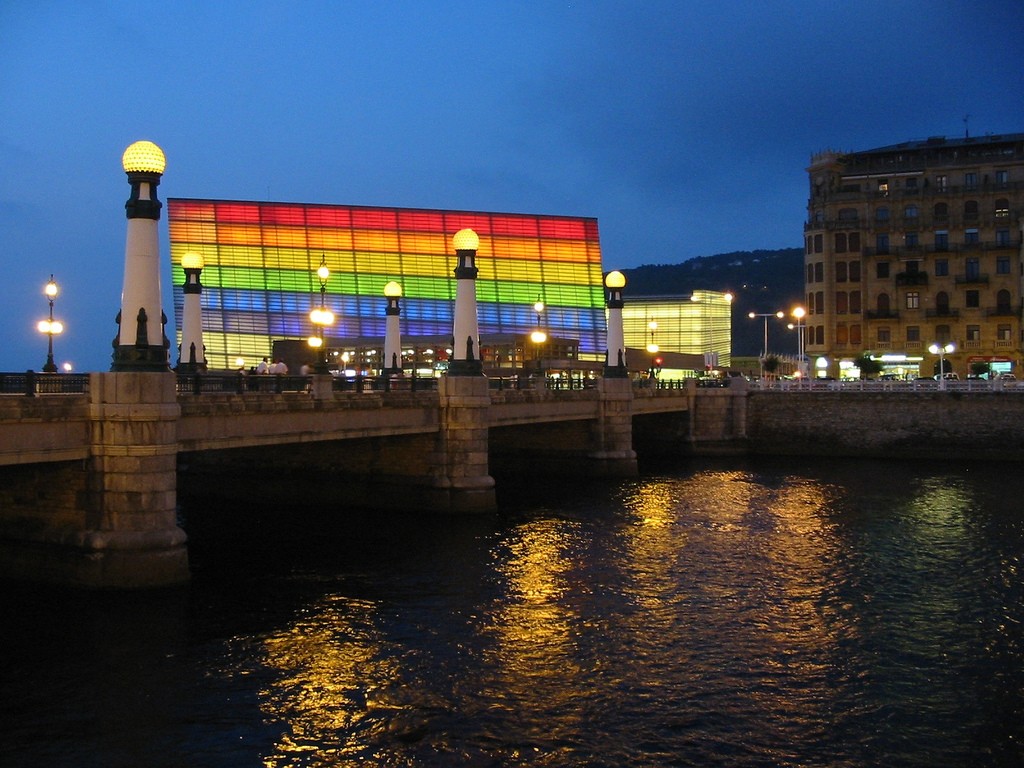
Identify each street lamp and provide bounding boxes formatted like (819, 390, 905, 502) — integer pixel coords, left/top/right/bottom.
(748, 310, 784, 380)
(531, 297, 547, 375)
(37, 275, 63, 372)
(791, 306, 807, 382)
(382, 281, 403, 375)
(646, 319, 659, 378)
(604, 271, 628, 377)
(928, 342, 956, 390)
(308, 255, 334, 374)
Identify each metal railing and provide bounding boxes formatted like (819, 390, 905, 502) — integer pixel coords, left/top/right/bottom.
(173, 371, 441, 395)
(0, 371, 90, 396)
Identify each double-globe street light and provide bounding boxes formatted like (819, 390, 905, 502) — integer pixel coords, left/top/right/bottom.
(928, 341, 956, 390)
(789, 306, 807, 383)
(308, 255, 335, 374)
(646, 320, 659, 378)
(530, 297, 547, 374)
(748, 310, 783, 381)
(37, 275, 63, 373)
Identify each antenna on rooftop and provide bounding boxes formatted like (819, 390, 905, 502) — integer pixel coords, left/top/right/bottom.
(963, 114, 970, 139)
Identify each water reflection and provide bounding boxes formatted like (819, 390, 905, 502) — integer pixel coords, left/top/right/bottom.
(2, 459, 1021, 766)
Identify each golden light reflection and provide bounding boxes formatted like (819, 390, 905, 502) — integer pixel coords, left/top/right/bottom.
(253, 597, 399, 765)
(484, 520, 584, 705)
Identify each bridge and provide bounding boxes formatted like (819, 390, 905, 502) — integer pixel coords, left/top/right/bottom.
(0, 370, 721, 590)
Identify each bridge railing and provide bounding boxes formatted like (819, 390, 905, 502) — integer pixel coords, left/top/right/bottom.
(0, 371, 91, 396)
(174, 371, 442, 395)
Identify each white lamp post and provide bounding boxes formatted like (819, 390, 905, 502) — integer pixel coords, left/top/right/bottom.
(383, 281, 403, 375)
(604, 271, 627, 377)
(791, 306, 807, 383)
(449, 228, 482, 376)
(928, 342, 956, 390)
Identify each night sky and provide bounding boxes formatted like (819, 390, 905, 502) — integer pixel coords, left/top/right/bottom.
(2, 1, 1022, 372)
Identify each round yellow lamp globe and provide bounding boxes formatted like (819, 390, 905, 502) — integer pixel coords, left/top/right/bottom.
(452, 228, 479, 251)
(181, 251, 204, 270)
(122, 141, 166, 174)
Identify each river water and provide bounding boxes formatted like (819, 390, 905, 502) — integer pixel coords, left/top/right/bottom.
(2, 457, 1022, 767)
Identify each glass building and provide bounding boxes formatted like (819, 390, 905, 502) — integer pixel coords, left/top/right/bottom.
(167, 199, 606, 371)
(622, 291, 733, 370)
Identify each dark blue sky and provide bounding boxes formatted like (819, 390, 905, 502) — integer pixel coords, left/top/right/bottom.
(2, 1, 1023, 372)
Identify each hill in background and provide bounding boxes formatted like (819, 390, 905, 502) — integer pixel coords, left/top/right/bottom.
(622, 248, 804, 357)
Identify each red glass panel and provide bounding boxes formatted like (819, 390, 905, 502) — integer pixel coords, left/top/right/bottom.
(444, 213, 492, 234)
(215, 202, 261, 223)
(491, 216, 539, 237)
(351, 208, 398, 229)
(539, 218, 586, 239)
(397, 210, 446, 232)
(261, 205, 306, 225)
(305, 205, 352, 227)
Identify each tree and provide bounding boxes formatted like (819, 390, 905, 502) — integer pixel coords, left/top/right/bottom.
(970, 361, 991, 379)
(854, 354, 883, 379)
(763, 354, 781, 378)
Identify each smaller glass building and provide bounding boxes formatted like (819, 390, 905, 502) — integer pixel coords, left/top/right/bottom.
(622, 291, 733, 372)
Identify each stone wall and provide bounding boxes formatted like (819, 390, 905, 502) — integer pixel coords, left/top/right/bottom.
(745, 391, 1024, 461)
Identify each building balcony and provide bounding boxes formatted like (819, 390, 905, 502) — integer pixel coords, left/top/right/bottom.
(925, 308, 960, 318)
(954, 273, 989, 285)
(895, 271, 928, 286)
(865, 309, 899, 320)
(986, 305, 1021, 317)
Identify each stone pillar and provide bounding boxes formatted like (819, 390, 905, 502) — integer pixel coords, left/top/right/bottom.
(588, 376, 638, 476)
(430, 375, 496, 513)
(83, 372, 188, 587)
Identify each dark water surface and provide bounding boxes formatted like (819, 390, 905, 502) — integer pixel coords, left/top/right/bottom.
(2, 457, 1022, 767)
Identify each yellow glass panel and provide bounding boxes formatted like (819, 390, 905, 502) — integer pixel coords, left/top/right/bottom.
(399, 232, 447, 255)
(216, 245, 265, 267)
(169, 220, 218, 243)
(262, 226, 308, 248)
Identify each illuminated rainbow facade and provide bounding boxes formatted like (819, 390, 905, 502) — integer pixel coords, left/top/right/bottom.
(167, 199, 605, 370)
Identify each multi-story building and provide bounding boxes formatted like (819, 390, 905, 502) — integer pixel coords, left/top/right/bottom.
(621, 292, 732, 373)
(803, 133, 1024, 378)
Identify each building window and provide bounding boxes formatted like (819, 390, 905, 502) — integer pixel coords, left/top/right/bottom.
(934, 202, 949, 219)
(965, 172, 978, 190)
(878, 179, 889, 195)
(965, 229, 979, 245)
(936, 292, 950, 314)
(966, 325, 981, 342)
(836, 325, 849, 344)
(906, 177, 918, 189)
(835, 232, 847, 253)
(935, 259, 948, 276)
(815, 326, 825, 345)
(905, 232, 919, 247)
(815, 291, 824, 314)
(964, 200, 979, 219)
(995, 198, 1009, 218)
(850, 291, 861, 313)
(807, 264, 814, 283)
(997, 289, 1012, 313)
(877, 262, 890, 279)
(877, 293, 891, 314)
(936, 324, 951, 343)
(906, 291, 920, 309)
(966, 257, 980, 280)
(907, 325, 920, 342)
(997, 257, 1010, 275)
(998, 324, 1012, 341)
(848, 232, 861, 252)
(966, 290, 980, 308)
(850, 261, 861, 281)
(836, 262, 848, 282)
(850, 324, 862, 344)
(935, 175, 948, 191)
(806, 236, 813, 255)
(878, 327, 891, 343)
(876, 206, 890, 221)
(839, 208, 858, 222)
(876, 234, 889, 254)
(814, 262, 824, 282)
(904, 204, 919, 219)
(996, 170, 1009, 187)
(807, 292, 815, 313)
(814, 233, 823, 252)
(836, 291, 848, 314)
(996, 229, 1011, 246)
(934, 231, 949, 252)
